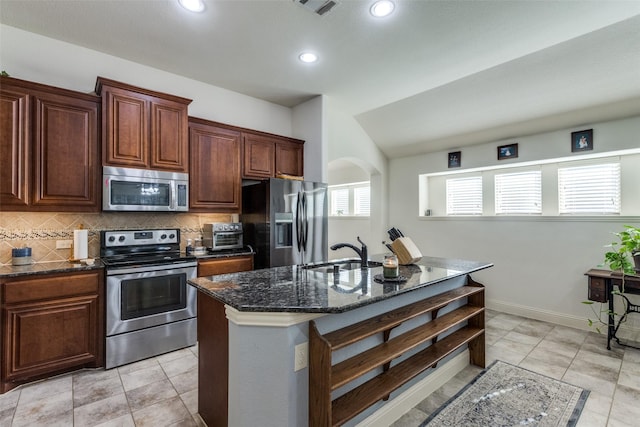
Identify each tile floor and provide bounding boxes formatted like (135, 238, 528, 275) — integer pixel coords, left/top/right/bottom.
(0, 309, 638, 426)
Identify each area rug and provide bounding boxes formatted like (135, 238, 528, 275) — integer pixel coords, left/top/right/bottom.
(421, 360, 590, 427)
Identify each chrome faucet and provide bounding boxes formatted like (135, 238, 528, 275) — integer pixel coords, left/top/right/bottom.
(330, 236, 368, 269)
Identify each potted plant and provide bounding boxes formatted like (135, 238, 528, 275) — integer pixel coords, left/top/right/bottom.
(604, 225, 640, 276)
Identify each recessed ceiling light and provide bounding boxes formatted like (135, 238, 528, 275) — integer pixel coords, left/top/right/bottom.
(370, 0, 395, 18)
(299, 52, 318, 63)
(179, 0, 205, 13)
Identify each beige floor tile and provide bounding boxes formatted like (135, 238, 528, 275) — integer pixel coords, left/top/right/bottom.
(73, 373, 125, 408)
(169, 368, 198, 395)
(119, 365, 167, 392)
(73, 393, 130, 427)
(486, 313, 526, 331)
(512, 318, 555, 337)
(17, 375, 72, 402)
(180, 389, 198, 415)
(562, 369, 617, 398)
(545, 325, 589, 347)
(581, 390, 613, 417)
(12, 390, 73, 427)
(486, 346, 527, 366)
(160, 353, 198, 378)
(491, 336, 537, 355)
(390, 407, 429, 427)
(131, 396, 191, 427)
(502, 330, 543, 346)
(535, 338, 581, 360)
(92, 413, 136, 427)
(518, 356, 567, 380)
(125, 378, 178, 412)
(116, 358, 160, 376)
(575, 409, 609, 427)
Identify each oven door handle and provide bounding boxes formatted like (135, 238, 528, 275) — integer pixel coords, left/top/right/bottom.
(106, 261, 197, 276)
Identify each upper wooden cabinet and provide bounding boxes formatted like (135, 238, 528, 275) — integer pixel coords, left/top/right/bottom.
(242, 132, 304, 179)
(0, 77, 100, 212)
(96, 77, 192, 173)
(189, 117, 241, 212)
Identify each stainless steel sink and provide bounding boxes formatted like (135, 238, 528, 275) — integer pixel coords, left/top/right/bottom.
(302, 259, 382, 273)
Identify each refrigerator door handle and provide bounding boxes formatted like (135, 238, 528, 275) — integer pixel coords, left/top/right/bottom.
(295, 191, 302, 251)
(301, 192, 308, 250)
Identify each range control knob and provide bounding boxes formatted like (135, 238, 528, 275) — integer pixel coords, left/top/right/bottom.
(108, 236, 115, 242)
(118, 235, 126, 242)
(169, 233, 175, 239)
(161, 234, 167, 240)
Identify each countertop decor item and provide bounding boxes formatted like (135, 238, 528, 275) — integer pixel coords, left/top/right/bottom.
(11, 247, 32, 266)
(421, 360, 589, 427)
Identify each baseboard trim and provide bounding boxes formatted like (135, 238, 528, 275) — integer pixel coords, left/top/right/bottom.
(355, 350, 470, 427)
(487, 298, 591, 330)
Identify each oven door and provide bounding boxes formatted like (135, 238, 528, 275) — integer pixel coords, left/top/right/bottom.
(106, 262, 197, 336)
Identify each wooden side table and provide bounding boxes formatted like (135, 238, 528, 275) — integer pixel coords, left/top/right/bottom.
(585, 269, 640, 349)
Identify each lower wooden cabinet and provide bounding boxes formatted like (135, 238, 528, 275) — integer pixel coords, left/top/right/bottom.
(1, 270, 104, 393)
(197, 255, 254, 277)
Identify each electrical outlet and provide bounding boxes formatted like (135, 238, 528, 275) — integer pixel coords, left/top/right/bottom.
(294, 342, 308, 371)
(56, 240, 73, 249)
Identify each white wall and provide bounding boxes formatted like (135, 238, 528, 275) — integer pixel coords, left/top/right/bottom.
(0, 25, 293, 137)
(293, 95, 326, 183)
(326, 98, 389, 256)
(389, 116, 640, 331)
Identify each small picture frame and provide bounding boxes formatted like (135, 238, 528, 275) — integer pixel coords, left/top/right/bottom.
(571, 129, 593, 152)
(497, 143, 518, 160)
(448, 151, 461, 168)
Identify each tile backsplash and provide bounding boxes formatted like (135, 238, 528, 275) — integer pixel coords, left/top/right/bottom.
(0, 211, 231, 265)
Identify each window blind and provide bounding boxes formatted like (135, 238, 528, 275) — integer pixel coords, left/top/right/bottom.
(354, 186, 370, 216)
(446, 176, 482, 215)
(558, 163, 621, 214)
(495, 171, 542, 214)
(330, 188, 349, 215)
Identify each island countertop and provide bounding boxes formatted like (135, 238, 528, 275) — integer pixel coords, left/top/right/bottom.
(188, 255, 492, 313)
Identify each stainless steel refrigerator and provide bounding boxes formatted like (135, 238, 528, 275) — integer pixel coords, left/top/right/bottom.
(242, 178, 328, 269)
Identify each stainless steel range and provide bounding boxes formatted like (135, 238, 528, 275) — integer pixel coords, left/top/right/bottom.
(100, 228, 197, 369)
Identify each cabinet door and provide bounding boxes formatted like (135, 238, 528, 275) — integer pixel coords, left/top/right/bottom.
(2, 296, 100, 382)
(242, 133, 275, 179)
(198, 255, 254, 277)
(276, 141, 303, 177)
(189, 121, 241, 211)
(102, 87, 149, 168)
(150, 99, 189, 172)
(0, 86, 30, 208)
(31, 91, 100, 211)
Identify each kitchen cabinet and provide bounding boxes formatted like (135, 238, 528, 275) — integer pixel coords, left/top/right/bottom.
(1, 270, 104, 393)
(0, 77, 100, 212)
(197, 255, 254, 277)
(189, 118, 242, 212)
(96, 77, 192, 173)
(242, 131, 304, 179)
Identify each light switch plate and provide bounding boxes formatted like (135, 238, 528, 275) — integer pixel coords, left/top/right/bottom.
(294, 342, 308, 371)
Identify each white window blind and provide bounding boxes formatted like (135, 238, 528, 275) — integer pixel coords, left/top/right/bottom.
(446, 176, 482, 215)
(558, 163, 621, 214)
(329, 181, 371, 216)
(330, 188, 349, 215)
(354, 186, 370, 216)
(495, 171, 542, 214)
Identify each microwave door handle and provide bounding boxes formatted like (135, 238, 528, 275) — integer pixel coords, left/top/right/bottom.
(169, 182, 177, 210)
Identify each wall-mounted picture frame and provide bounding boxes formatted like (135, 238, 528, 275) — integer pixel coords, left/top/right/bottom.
(571, 129, 593, 152)
(497, 143, 518, 160)
(448, 151, 461, 168)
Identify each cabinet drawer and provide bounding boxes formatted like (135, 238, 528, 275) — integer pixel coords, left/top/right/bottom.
(588, 277, 607, 303)
(3, 271, 100, 304)
(198, 256, 253, 277)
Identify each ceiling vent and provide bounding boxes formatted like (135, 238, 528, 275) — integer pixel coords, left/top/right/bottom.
(295, 0, 338, 16)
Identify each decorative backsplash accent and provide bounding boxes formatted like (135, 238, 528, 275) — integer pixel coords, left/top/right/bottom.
(0, 212, 232, 265)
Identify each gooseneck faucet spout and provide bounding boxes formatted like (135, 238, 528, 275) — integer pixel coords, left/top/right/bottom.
(330, 236, 368, 269)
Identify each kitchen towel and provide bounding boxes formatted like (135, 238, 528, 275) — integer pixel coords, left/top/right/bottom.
(73, 229, 88, 260)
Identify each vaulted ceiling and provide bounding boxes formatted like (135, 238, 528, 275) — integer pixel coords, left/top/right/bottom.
(1, 0, 639, 158)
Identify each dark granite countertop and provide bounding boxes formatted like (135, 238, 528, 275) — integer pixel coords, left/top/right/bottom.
(189, 255, 492, 313)
(0, 260, 105, 278)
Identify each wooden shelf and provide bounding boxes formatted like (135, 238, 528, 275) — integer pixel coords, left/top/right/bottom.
(309, 278, 485, 427)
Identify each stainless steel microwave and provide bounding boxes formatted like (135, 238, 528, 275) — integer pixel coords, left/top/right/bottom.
(103, 166, 189, 212)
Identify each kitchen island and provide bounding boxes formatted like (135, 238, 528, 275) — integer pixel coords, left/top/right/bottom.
(188, 256, 492, 427)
